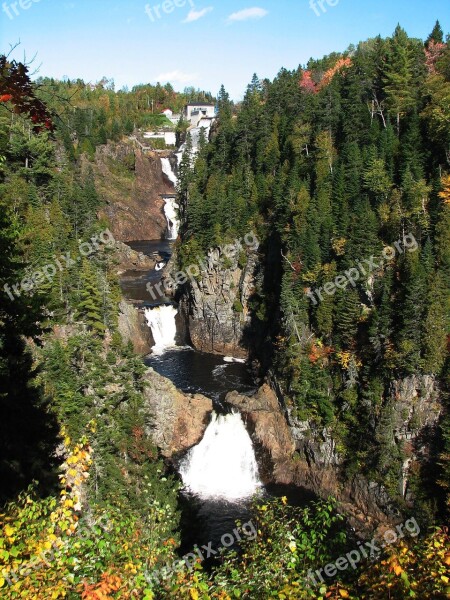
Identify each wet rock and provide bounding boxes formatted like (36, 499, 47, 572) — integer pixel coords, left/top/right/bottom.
(115, 241, 156, 273)
(226, 384, 295, 482)
(118, 300, 154, 355)
(142, 368, 213, 458)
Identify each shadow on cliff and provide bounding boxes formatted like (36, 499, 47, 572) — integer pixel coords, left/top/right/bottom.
(241, 233, 284, 373)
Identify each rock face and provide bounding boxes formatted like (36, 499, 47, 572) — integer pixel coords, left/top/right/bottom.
(390, 375, 440, 440)
(118, 300, 154, 355)
(389, 374, 441, 498)
(179, 243, 259, 358)
(142, 368, 213, 458)
(87, 141, 175, 242)
(115, 241, 156, 273)
(227, 378, 440, 536)
(227, 385, 295, 482)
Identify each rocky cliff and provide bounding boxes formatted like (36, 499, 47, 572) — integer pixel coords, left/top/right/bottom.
(142, 368, 213, 458)
(179, 243, 259, 358)
(227, 375, 441, 536)
(84, 141, 176, 242)
(118, 300, 154, 355)
(115, 240, 156, 273)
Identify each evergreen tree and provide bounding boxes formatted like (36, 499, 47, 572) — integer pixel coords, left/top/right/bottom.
(383, 25, 417, 133)
(426, 20, 444, 48)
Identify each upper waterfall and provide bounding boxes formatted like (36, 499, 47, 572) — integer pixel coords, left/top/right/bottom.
(160, 158, 180, 240)
(161, 157, 178, 186)
(179, 411, 262, 501)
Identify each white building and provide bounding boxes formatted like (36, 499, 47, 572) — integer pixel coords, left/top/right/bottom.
(143, 131, 176, 146)
(184, 103, 216, 126)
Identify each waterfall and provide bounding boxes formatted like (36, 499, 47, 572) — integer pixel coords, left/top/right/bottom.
(160, 158, 180, 239)
(176, 123, 211, 168)
(163, 197, 180, 240)
(179, 411, 262, 501)
(145, 305, 178, 354)
(161, 157, 178, 186)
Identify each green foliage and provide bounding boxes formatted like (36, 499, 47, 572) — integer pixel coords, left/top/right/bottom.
(179, 26, 449, 505)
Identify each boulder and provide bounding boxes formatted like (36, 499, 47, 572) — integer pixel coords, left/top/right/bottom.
(142, 368, 213, 457)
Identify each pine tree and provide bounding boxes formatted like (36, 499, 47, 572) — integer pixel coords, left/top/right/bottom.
(383, 25, 416, 133)
(426, 20, 444, 48)
(422, 272, 447, 374)
(76, 259, 107, 335)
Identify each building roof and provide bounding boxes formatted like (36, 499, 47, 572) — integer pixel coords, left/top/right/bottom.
(185, 102, 215, 107)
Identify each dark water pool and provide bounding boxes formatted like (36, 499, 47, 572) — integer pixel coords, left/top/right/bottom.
(144, 347, 257, 404)
(120, 240, 173, 305)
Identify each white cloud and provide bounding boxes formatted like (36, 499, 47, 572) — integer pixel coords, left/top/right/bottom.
(183, 7, 213, 23)
(154, 70, 198, 84)
(227, 7, 268, 23)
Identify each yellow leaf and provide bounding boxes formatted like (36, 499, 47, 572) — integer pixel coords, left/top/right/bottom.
(441, 575, 449, 584)
(190, 590, 199, 600)
(393, 564, 403, 576)
(0, 577, 4, 588)
(4, 525, 14, 537)
(339, 590, 349, 598)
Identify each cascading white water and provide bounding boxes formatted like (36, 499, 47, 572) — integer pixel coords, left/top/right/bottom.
(179, 411, 262, 500)
(161, 157, 178, 186)
(224, 356, 246, 364)
(145, 305, 178, 354)
(176, 124, 211, 168)
(163, 197, 180, 240)
(160, 158, 180, 240)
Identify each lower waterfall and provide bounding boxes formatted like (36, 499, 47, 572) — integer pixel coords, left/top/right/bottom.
(145, 305, 178, 354)
(179, 411, 262, 501)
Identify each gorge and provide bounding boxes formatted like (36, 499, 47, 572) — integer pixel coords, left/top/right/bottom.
(1, 22, 448, 597)
(116, 129, 428, 540)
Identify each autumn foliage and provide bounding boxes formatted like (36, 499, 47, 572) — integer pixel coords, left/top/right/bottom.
(300, 58, 353, 94)
(317, 58, 353, 90)
(438, 174, 450, 207)
(299, 70, 317, 94)
(0, 55, 54, 132)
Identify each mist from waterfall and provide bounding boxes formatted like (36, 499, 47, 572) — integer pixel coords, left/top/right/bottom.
(145, 305, 178, 354)
(179, 411, 262, 501)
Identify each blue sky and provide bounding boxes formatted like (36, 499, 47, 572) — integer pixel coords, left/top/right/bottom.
(1, 0, 449, 99)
